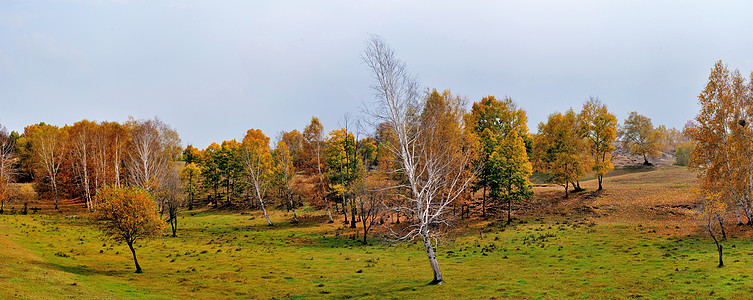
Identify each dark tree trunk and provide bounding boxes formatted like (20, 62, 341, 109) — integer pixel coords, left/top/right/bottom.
(127, 241, 143, 273)
(482, 185, 487, 218)
(719, 218, 726, 240)
(598, 175, 603, 190)
(564, 182, 569, 199)
(507, 197, 512, 225)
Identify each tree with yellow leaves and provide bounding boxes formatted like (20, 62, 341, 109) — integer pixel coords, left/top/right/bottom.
(465, 96, 532, 218)
(241, 129, 274, 226)
(619, 112, 661, 166)
(533, 110, 587, 198)
(687, 60, 753, 224)
(577, 97, 617, 190)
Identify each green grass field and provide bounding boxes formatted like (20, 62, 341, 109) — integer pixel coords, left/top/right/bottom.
(2, 166, 752, 299)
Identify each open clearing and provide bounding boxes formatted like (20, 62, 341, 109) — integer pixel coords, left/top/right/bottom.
(2, 166, 753, 299)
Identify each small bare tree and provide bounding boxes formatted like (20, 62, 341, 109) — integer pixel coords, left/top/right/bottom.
(363, 34, 476, 285)
(161, 163, 184, 237)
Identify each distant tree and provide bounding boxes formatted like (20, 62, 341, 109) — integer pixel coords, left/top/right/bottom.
(325, 127, 360, 227)
(160, 164, 184, 237)
(619, 112, 661, 166)
(241, 129, 274, 226)
(363, 34, 477, 284)
(68, 120, 95, 210)
(218, 140, 243, 205)
(673, 141, 695, 167)
(533, 110, 586, 198)
(180, 162, 200, 210)
(280, 130, 304, 169)
(273, 139, 298, 223)
(577, 97, 617, 190)
(93, 186, 165, 273)
(125, 117, 181, 194)
(30, 125, 68, 210)
(182, 145, 200, 165)
(200, 143, 222, 206)
(354, 172, 386, 244)
(0, 124, 18, 213)
(302, 117, 334, 222)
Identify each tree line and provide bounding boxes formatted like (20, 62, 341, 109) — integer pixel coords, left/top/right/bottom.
(0, 35, 696, 283)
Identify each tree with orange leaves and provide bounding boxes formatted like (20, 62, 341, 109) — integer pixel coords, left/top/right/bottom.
(687, 60, 753, 224)
(93, 186, 165, 273)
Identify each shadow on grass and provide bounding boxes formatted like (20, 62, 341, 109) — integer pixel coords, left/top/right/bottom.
(29, 260, 128, 277)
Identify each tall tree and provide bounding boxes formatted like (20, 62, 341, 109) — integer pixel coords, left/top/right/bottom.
(200, 143, 222, 206)
(69, 120, 95, 210)
(577, 97, 618, 190)
(619, 111, 661, 166)
(686, 61, 753, 223)
(533, 110, 586, 198)
(160, 163, 184, 237)
(465, 95, 531, 218)
(363, 34, 477, 285)
(30, 125, 68, 210)
(126, 117, 181, 193)
(182, 145, 200, 165)
(180, 162, 200, 210)
(241, 129, 274, 226)
(0, 124, 18, 213)
(93, 186, 165, 273)
(273, 139, 298, 223)
(325, 127, 360, 227)
(303, 117, 333, 222)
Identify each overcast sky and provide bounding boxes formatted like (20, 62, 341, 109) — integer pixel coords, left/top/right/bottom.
(2, 1, 753, 148)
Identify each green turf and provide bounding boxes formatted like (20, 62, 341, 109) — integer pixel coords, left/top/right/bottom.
(2, 207, 752, 299)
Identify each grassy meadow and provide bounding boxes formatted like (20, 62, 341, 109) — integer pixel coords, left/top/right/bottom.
(2, 165, 753, 299)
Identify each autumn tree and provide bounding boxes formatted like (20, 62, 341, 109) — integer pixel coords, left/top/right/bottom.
(160, 163, 184, 237)
(273, 138, 298, 223)
(302, 116, 334, 222)
(619, 112, 661, 166)
(69, 120, 95, 210)
(180, 162, 200, 210)
(674, 141, 694, 166)
(30, 124, 68, 209)
(577, 97, 617, 190)
(686, 61, 753, 223)
(219, 140, 243, 205)
(241, 129, 273, 226)
(699, 189, 727, 267)
(201, 143, 222, 206)
(280, 130, 304, 169)
(126, 117, 181, 193)
(182, 145, 200, 165)
(465, 95, 532, 218)
(533, 110, 587, 198)
(0, 125, 18, 213)
(354, 172, 386, 244)
(325, 126, 361, 227)
(363, 34, 477, 285)
(93, 186, 165, 273)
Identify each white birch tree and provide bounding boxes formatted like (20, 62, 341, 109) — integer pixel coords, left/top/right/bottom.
(363, 34, 476, 284)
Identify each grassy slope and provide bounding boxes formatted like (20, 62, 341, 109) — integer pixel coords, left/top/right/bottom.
(2, 166, 753, 299)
